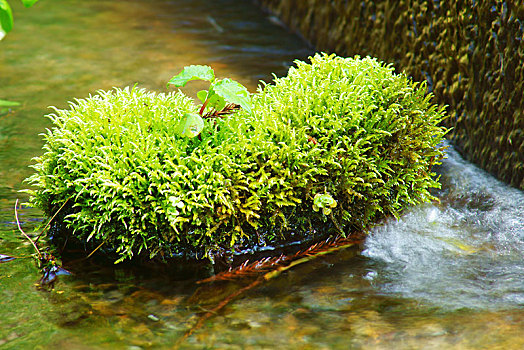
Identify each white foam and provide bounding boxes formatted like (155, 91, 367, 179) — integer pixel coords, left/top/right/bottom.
(362, 142, 524, 310)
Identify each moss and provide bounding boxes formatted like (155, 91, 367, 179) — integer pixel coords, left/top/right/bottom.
(26, 54, 447, 263)
(258, 0, 524, 190)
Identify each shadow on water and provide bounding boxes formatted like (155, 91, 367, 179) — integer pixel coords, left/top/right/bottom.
(1, 1, 524, 349)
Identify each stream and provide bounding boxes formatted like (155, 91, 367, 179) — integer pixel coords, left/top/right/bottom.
(1, 0, 523, 349)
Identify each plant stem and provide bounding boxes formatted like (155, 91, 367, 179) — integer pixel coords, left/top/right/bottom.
(199, 99, 209, 116)
(14, 199, 42, 259)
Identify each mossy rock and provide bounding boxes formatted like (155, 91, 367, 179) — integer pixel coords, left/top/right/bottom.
(26, 53, 447, 264)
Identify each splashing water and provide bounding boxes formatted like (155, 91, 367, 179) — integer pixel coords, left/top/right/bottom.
(363, 142, 524, 310)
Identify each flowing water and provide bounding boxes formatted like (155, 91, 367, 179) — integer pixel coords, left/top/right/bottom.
(1, 0, 523, 349)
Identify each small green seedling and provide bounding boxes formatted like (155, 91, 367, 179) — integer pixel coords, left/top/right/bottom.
(167, 65, 252, 138)
(313, 193, 337, 215)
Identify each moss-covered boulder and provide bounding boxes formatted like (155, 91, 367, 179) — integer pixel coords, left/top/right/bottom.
(26, 54, 447, 263)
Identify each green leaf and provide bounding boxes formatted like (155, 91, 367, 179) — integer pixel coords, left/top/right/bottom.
(0, 0, 13, 39)
(313, 193, 337, 211)
(206, 91, 226, 111)
(215, 95, 226, 111)
(167, 65, 215, 88)
(212, 78, 252, 114)
(20, 0, 39, 8)
(0, 99, 20, 107)
(197, 90, 208, 104)
(174, 113, 204, 138)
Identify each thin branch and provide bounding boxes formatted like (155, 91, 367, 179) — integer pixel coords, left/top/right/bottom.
(181, 234, 364, 346)
(35, 197, 70, 243)
(197, 255, 284, 284)
(262, 238, 359, 280)
(63, 237, 110, 267)
(85, 238, 108, 259)
(14, 199, 42, 259)
(198, 235, 363, 284)
(203, 103, 240, 119)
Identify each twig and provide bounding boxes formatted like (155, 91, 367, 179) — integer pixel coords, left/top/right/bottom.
(199, 99, 209, 116)
(197, 255, 284, 284)
(262, 238, 359, 280)
(202, 103, 240, 119)
(178, 235, 363, 346)
(14, 199, 42, 259)
(85, 238, 108, 259)
(34, 197, 70, 243)
(63, 237, 110, 266)
(198, 235, 363, 284)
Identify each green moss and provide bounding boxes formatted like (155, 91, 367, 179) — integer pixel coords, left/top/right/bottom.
(248, 53, 447, 231)
(259, 0, 524, 189)
(26, 54, 447, 263)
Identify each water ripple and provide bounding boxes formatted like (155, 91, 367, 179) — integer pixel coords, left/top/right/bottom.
(363, 142, 524, 310)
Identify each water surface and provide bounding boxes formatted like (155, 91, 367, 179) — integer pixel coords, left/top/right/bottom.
(1, 1, 523, 349)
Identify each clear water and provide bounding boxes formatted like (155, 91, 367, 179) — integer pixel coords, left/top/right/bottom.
(1, 1, 524, 349)
(363, 143, 524, 310)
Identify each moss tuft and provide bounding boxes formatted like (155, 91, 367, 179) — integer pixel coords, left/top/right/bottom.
(26, 54, 448, 263)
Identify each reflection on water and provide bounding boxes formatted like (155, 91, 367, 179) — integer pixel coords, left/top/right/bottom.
(1, 0, 524, 349)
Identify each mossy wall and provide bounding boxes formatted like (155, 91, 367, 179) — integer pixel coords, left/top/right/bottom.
(258, 0, 524, 189)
